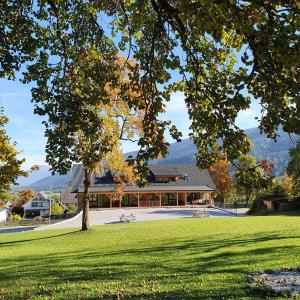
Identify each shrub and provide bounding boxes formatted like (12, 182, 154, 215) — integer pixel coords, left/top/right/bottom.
(290, 197, 300, 209)
(67, 204, 77, 214)
(8, 214, 22, 222)
(34, 216, 43, 223)
(50, 202, 64, 215)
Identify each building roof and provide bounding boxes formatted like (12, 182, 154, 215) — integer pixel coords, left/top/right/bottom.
(23, 192, 51, 210)
(61, 186, 78, 204)
(70, 164, 216, 193)
(262, 194, 287, 202)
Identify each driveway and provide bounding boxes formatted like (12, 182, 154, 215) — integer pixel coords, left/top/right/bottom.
(36, 207, 237, 230)
(0, 226, 38, 234)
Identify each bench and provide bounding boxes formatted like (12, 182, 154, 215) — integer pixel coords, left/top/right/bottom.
(119, 214, 136, 223)
(193, 209, 209, 218)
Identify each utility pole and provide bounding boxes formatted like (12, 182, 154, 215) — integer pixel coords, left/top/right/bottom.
(49, 199, 52, 224)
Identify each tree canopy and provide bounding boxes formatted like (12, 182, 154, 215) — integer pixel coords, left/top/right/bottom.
(50, 202, 64, 215)
(0, 1, 299, 175)
(235, 155, 273, 205)
(17, 189, 35, 206)
(209, 159, 233, 205)
(0, 108, 30, 193)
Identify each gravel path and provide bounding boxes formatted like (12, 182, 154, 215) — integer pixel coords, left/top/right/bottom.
(36, 207, 237, 230)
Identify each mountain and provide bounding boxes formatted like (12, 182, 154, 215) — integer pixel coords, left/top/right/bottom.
(16, 165, 51, 187)
(15, 166, 72, 192)
(23, 171, 73, 192)
(246, 127, 298, 177)
(21, 127, 298, 191)
(128, 127, 298, 177)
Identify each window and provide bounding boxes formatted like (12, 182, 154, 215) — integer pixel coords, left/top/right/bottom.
(32, 201, 39, 207)
(89, 194, 96, 201)
(155, 176, 179, 183)
(156, 176, 170, 183)
(39, 201, 46, 207)
(169, 193, 177, 200)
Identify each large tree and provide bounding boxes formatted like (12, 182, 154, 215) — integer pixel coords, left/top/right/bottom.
(235, 155, 272, 206)
(35, 54, 144, 230)
(209, 159, 233, 207)
(287, 140, 300, 193)
(17, 189, 35, 206)
(1, 1, 299, 170)
(0, 2, 299, 225)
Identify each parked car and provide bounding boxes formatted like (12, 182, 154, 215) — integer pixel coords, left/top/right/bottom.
(191, 199, 207, 205)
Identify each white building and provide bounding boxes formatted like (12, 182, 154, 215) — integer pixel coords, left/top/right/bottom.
(23, 192, 52, 218)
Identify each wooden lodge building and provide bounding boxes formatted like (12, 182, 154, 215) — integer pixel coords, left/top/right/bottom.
(69, 164, 216, 209)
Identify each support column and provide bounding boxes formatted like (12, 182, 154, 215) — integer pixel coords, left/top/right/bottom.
(176, 192, 179, 206)
(184, 192, 187, 206)
(137, 193, 140, 207)
(110, 194, 112, 208)
(159, 193, 162, 206)
(210, 192, 214, 206)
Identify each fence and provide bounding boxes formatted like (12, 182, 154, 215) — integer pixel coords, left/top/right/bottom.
(214, 202, 248, 209)
(1, 213, 77, 227)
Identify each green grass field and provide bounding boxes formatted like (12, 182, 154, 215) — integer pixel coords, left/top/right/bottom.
(1, 215, 300, 299)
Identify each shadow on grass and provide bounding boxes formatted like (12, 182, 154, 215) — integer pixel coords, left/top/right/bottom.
(1, 229, 300, 299)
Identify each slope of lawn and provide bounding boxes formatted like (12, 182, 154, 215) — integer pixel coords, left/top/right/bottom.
(1, 215, 300, 299)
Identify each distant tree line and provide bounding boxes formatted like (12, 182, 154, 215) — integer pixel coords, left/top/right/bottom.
(209, 141, 300, 210)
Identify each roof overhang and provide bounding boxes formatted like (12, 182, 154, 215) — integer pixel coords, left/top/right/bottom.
(78, 185, 215, 193)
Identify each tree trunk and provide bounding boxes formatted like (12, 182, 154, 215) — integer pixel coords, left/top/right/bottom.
(222, 193, 225, 208)
(82, 169, 91, 231)
(246, 192, 251, 207)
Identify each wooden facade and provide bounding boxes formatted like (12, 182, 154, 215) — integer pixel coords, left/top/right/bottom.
(72, 164, 216, 210)
(78, 191, 213, 209)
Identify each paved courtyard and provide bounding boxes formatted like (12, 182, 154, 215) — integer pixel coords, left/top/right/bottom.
(36, 207, 237, 230)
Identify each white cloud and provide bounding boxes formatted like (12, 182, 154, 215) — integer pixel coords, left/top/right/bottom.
(236, 103, 261, 129)
(18, 154, 48, 170)
(165, 92, 187, 113)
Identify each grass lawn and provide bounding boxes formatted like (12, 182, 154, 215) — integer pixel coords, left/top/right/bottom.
(1, 215, 300, 299)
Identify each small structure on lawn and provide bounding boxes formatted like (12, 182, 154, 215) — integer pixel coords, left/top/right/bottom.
(262, 194, 292, 212)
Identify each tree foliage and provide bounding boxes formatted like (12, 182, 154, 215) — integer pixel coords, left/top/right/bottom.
(0, 1, 299, 172)
(0, 1, 299, 228)
(29, 53, 144, 230)
(0, 108, 28, 193)
(17, 189, 35, 206)
(209, 159, 233, 204)
(67, 203, 77, 214)
(235, 155, 272, 205)
(271, 174, 294, 198)
(50, 202, 64, 215)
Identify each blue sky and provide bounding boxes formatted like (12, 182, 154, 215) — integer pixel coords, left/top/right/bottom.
(0, 77, 261, 169)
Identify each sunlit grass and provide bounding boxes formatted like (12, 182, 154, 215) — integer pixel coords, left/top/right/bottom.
(1, 215, 300, 299)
